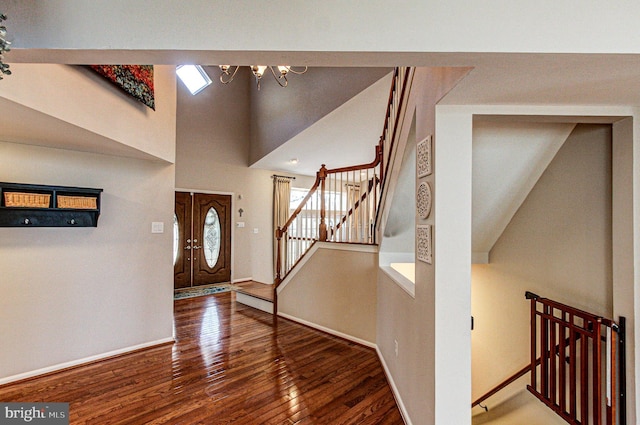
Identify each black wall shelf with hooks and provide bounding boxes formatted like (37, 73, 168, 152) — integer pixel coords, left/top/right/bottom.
(0, 182, 103, 227)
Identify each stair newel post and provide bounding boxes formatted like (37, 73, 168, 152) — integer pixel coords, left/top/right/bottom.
(318, 164, 328, 241)
(275, 226, 283, 286)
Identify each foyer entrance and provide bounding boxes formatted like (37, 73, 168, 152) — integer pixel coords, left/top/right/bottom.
(174, 192, 231, 289)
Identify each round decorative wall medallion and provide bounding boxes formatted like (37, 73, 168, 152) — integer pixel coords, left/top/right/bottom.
(417, 181, 432, 219)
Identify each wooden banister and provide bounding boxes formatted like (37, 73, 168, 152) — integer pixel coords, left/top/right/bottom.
(473, 364, 532, 410)
(274, 67, 413, 291)
(472, 333, 581, 409)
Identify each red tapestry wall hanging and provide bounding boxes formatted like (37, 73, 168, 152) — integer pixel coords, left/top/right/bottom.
(90, 65, 155, 110)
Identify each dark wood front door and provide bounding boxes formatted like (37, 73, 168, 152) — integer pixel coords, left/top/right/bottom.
(174, 192, 192, 289)
(174, 192, 232, 289)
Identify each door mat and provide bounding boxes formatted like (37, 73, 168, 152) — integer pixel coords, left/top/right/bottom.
(174, 283, 236, 300)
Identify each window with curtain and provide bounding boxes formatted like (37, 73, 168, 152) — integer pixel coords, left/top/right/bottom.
(273, 177, 292, 277)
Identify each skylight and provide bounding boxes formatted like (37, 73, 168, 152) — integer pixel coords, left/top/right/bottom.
(176, 65, 212, 95)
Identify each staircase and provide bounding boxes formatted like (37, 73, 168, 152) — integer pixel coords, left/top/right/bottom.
(234, 67, 413, 315)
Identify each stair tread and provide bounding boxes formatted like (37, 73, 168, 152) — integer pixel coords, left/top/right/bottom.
(234, 280, 274, 302)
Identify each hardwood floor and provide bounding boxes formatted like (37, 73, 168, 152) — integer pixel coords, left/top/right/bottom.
(0, 292, 404, 424)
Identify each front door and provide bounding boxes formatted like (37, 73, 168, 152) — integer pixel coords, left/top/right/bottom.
(174, 192, 232, 289)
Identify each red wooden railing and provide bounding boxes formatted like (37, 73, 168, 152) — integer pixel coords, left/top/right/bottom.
(526, 292, 624, 425)
(274, 67, 413, 289)
(472, 293, 626, 425)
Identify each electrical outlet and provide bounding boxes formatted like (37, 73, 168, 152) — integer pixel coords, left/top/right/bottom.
(394, 340, 398, 357)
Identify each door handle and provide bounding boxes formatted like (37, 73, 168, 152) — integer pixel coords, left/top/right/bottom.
(184, 246, 192, 250)
(193, 245, 202, 250)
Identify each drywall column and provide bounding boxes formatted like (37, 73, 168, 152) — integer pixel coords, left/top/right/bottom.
(434, 106, 472, 424)
(612, 117, 637, 424)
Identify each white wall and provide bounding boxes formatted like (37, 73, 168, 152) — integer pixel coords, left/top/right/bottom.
(5, 1, 640, 55)
(0, 142, 175, 382)
(433, 107, 473, 425)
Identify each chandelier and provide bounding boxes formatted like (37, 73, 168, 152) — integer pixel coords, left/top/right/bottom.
(0, 13, 11, 80)
(218, 65, 307, 90)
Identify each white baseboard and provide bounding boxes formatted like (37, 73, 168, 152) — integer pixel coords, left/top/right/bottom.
(0, 337, 175, 386)
(376, 346, 412, 425)
(277, 312, 376, 349)
(236, 292, 273, 314)
(232, 277, 253, 283)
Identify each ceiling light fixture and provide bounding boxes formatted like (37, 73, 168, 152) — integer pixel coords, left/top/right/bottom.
(0, 13, 11, 80)
(176, 65, 212, 95)
(219, 65, 308, 90)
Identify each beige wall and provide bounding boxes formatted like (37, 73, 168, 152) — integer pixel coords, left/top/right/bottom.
(0, 141, 175, 381)
(175, 66, 266, 282)
(377, 67, 473, 424)
(249, 67, 391, 165)
(0, 63, 177, 382)
(278, 245, 378, 344)
(0, 64, 176, 162)
(175, 73, 315, 283)
(471, 125, 612, 410)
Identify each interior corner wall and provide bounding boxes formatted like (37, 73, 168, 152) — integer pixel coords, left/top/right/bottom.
(470, 124, 613, 416)
(0, 141, 175, 381)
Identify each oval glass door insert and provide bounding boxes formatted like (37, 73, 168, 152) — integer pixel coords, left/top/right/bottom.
(173, 213, 179, 266)
(203, 207, 221, 269)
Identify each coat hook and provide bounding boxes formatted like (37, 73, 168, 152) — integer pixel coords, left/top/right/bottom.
(238, 208, 244, 217)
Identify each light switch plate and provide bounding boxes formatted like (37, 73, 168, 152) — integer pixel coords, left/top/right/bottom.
(236, 222, 245, 228)
(151, 222, 164, 233)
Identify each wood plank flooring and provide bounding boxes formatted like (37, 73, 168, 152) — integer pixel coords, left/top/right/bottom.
(0, 292, 403, 424)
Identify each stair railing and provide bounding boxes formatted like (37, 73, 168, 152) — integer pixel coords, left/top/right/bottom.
(275, 155, 382, 286)
(378, 66, 412, 206)
(274, 67, 413, 288)
(472, 292, 625, 425)
(526, 292, 624, 425)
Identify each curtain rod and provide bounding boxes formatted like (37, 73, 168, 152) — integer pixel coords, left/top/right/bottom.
(271, 174, 296, 180)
